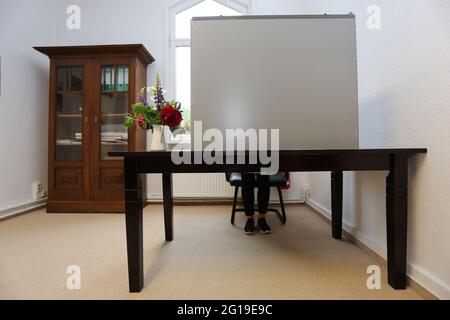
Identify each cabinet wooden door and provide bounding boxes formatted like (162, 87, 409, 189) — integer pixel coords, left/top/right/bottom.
(90, 57, 135, 201)
(49, 59, 92, 201)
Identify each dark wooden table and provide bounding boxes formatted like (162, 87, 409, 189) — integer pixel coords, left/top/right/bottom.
(109, 149, 427, 293)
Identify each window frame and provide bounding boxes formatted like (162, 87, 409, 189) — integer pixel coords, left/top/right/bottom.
(165, 0, 251, 114)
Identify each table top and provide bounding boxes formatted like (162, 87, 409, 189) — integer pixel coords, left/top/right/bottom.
(109, 148, 427, 158)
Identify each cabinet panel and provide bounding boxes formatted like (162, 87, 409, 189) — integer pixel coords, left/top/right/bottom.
(49, 59, 92, 201)
(55, 168, 83, 190)
(100, 168, 124, 190)
(91, 58, 135, 201)
(100, 65, 130, 161)
(55, 66, 84, 161)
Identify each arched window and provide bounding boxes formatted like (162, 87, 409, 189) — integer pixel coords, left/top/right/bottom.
(166, 0, 250, 130)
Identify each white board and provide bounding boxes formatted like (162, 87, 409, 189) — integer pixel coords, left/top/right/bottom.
(191, 15, 359, 150)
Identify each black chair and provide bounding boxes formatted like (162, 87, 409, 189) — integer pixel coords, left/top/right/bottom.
(226, 172, 288, 225)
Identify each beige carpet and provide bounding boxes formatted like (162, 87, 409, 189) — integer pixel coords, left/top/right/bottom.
(0, 204, 421, 300)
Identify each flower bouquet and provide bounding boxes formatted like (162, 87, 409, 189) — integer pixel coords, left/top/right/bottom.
(125, 74, 183, 150)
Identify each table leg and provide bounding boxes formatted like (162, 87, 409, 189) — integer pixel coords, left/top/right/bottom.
(386, 155, 408, 289)
(162, 173, 174, 241)
(331, 171, 343, 239)
(124, 157, 144, 293)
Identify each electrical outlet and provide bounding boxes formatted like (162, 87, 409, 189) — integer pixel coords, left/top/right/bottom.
(32, 181, 43, 200)
(302, 186, 311, 200)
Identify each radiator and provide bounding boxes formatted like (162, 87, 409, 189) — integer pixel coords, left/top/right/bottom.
(172, 173, 234, 198)
(147, 173, 306, 203)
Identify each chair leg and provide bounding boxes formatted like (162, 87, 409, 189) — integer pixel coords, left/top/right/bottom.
(231, 186, 239, 225)
(277, 186, 287, 224)
(231, 185, 286, 226)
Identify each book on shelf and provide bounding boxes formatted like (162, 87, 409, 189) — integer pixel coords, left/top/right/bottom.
(101, 131, 128, 144)
(102, 141, 128, 145)
(102, 67, 115, 92)
(101, 138, 128, 143)
(72, 132, 128, 143)
(101, 131, 127, 137)
(56, 139, 82, 145)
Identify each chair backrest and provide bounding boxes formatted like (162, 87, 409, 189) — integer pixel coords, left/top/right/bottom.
(225, 172, 288, 185)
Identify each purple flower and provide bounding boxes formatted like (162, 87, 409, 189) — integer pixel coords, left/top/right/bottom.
(137, 89, 147, 104)
(153, 74, 165, 111)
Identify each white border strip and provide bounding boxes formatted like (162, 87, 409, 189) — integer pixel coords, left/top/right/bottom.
(306, 197, 450, 300)
(0, 198, 47, 220)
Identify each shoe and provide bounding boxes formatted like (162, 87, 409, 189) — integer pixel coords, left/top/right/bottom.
(258, 217, 272, 234)
(244, 218, 256, 235)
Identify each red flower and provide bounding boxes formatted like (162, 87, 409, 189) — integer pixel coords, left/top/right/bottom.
(160, 103, 182, 128)
(136, 114, 146, 130)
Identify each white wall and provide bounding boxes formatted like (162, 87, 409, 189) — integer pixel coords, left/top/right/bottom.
(0, 0, 168, 216)
(0, 0, 308, 212)
(0, 0, 56, 213)
(302, 0, 450, 299)
(51, 0, 166, 91)
(2, 0, 447, 298)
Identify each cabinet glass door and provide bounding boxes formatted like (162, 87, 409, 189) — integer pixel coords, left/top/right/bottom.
(100, 65, 129, 160)
(55, 66, 83, 161)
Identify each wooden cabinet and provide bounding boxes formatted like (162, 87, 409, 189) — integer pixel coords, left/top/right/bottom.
(35, 45, 154, 212)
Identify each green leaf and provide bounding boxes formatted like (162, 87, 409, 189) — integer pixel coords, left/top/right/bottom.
(131, 103, 146, 117)
(124, 115, 134, 128)
(143, 108, 162, 126)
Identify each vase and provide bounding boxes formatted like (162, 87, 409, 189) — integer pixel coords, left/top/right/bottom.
(150, 125, 166, 151)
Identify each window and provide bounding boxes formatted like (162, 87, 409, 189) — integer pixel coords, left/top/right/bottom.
(167, 0, 249, 133)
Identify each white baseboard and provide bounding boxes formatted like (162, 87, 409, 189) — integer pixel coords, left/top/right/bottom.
(407, 261, 450, 300)
(306, 198, 387, 258)
(305, 198, 449, 300)
(0, 198, 47, 221)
